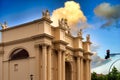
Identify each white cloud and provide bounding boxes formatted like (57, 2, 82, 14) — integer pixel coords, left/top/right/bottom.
(94, 3, 120, 28)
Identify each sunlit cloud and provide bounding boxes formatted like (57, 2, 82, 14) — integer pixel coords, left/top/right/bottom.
(51, 1, 87, 28)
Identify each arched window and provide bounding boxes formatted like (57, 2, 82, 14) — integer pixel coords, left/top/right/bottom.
(10, 48, 29, 60)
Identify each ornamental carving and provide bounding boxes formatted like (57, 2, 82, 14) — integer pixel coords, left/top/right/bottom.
(65, 52, 73, 61)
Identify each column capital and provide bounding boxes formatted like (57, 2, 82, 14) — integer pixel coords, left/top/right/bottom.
(38, 43, 51, 48)
(42, 44, 48, 48)
(55, 49, 65, 54)
(48, 45, 53, 49)
(75, 55, 84, 59)
(84, 57, 92, 61)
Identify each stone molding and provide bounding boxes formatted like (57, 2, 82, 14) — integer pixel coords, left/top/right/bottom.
(0, 18, 52, 32)
(0, 33, 54, 46)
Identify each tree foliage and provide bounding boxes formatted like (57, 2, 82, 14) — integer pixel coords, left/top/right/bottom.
(91, 67, 120, 80)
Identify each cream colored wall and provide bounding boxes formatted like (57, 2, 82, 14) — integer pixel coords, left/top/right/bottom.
(9, 59, 29, 80)
(2, 41, 36, 80)
(3, 62, 9, 80)
(3, 41, 35, 61)
(54, 28, 65, 41)
(2, 21, 52, 43)
(44, 21, 52, 35)
(73, 38, 83, 49)
(0, 54, 3, 80)
(51, 51, 58, 80)
(2, 22, 39, 42)
(65, 35, 73, 47)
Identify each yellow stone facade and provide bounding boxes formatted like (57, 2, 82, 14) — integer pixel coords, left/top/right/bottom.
(0, 10, 92, 80)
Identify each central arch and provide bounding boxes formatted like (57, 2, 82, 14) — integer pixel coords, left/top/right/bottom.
(65, 62, 72, 80)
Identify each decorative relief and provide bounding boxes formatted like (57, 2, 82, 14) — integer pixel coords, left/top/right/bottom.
(65, 52, 73, 61)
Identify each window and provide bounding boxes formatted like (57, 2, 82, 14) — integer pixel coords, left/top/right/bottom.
(10, 48, 29, 60)
(14, 64, 18, 71)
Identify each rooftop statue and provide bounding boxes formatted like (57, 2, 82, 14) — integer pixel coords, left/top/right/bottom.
(58, 18, 71, 34)
(86, 34, 90, 42)
(77, 29, 82, 37)
(0, 21, 8, 29)
(58, 18, 65, 27)
(58, 18, 69, 29)
(42, 10, 50, 19)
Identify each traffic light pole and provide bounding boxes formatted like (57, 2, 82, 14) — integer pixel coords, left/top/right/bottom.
(108, 58, 120, 74)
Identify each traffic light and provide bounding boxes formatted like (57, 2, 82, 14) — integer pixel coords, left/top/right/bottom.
(105, 50, 110, 59)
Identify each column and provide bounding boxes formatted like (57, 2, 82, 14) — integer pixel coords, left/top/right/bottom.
(42, 45, 47, 80)
(58, 50, 62, 80)
(89, 60, 91, 80)
(80, 58, 83, 80)
(62, 52, 65, 80)
(0, 53, 3, 80)
(48, 46, 52, 80)
(35, 45, 40, 80)
(77, 57, 80, 80)
(86, 60, 89, 80)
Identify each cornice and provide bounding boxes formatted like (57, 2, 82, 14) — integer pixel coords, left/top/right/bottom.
(53, 40, 68, 45)
(84, 51, 93, 56)
(83, 41, 92, 44)
(65, 33, 74, 38)
(66, 46, 84, 53)
(31, 33, 54, 40)
(0, 33, 54, 46)
(0, 18, 52, 32)
(75, 36, 84, 40)
(66, 46, 74, 51)
(53, 26, 66, 31)
(74, 48, 84, 52)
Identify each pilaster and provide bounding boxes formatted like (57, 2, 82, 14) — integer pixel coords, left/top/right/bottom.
(86, 60, 89, 80)
(42, 45, 47, 80)
(80, 58, 83, 80)
(77, 57, 80, 80)
(34, 44, 40, 80)
(48, 46, 52, 80)
(58, 50, 62, 80)
(0, 48, 4, 80)
(62, 51, 65, 80)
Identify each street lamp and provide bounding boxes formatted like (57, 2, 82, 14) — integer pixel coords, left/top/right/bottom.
(30, 74, 34, 80)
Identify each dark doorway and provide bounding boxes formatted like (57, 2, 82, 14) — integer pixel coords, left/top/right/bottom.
(65, 62, 72, 80)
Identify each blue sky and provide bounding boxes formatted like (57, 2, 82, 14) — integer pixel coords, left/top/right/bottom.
(0, 0, 120, 59)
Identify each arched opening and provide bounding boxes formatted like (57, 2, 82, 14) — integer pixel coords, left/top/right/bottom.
(9, 48, 30, 80)
(9, 48, 29, 60)
(65, 62, 72, 80)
